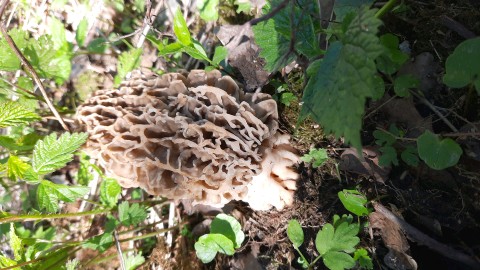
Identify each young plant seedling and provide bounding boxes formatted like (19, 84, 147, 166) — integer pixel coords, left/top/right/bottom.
(194, 214, 245, 264)
(301, 148, 329, 168)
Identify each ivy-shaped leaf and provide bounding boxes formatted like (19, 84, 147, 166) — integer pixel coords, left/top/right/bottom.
(32, 132, 87, 175)
(300, 7, 383, 150)
(417, 130, 462, 170)
(0, 101, 40, 127)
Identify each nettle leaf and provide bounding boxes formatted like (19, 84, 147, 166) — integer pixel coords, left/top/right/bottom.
(394, 74, 419, 97)
(6, 155, 33, 181)
(114, 48, 142, 86)
(338, 189, 369, 216)
(354, 248, 373, 270)
(300, 148, 329, 168)
(300, 7, 383, 150)
(118, 201, 148, 226)
(37, 180, 90, 212)
(195, 234, 235, 263)
(287, 219, 304, 248)
(0, 101, 40, 127)
(211, 214, 244, 248)
(417, 130, 462, 170)
(10, 224, 24, 261)
(100, 177, 121, 207)
(32, 132, 87, 175)
(197, 0, 219, 21)
(173, 9, 192, 46)
(443, 37, 480, 93)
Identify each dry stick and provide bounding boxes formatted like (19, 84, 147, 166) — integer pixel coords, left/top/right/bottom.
(0, 0, 70, 132)
(373, 202, 480, 269)
(411, 90, 458, 132)
(113, 229, 127, 270)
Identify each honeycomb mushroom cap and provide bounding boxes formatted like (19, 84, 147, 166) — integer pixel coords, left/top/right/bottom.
(76, 70, 299, 210)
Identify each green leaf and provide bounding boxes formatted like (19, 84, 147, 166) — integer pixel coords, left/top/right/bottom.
(300, 148, 329, 168)
(0, 255, 19, 269)
(394, 74, 419, 97)
(443, 37, 480, 93)
(376, 33, 409, 75)
(32, 132, 88, 175)
(338, 189, 369, 216)
(10, 224, 23, 261)
(278, 92, 297, 106)
(334, 0, 374, 21)
(198, 0, 219, 21)
(287, 219, 304, 248)
(49, 17, 68, 51)
(173, 9, 192, 46)
(65, 259, 80, 270)
(114, 48, 143, 86)
(0, 28, 29, 71)
(373, 129, 395, 146)
(118, 201, 148, 226)
(354, 248, 373, 270)
(378, 145, 399, 167)
(36, 180, 89, 212)
(183, 41, 211, 62)
(300, 7, 383, 151)
(100, 177, 121, 207)
(76, 18, 88, 47)
(0, 101, 40, 127)
(158, 41, 184, 55)
(124, 253, 145, 270)
(82, 233, 113, 252)
(195, 234, 235, 263)
(87, 38, 108, 53)
(235, 0, 251, 13)
(315, 220, 359, 256)
(401, 146, 419, 167)
(212, 46, 228, 66)
(252, 19, 295, 72)
(211, 214, 244, 248)
(6, 155, 32, 181)
(323, 251, 356, 270)
(417, 130, 462, 170)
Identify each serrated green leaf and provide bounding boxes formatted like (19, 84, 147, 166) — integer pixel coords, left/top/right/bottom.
(118, 201, 148, 226)
(0, 255, 19, 269)
(195, 234, 235, 263)
(82, 233, 113, 252)
(279, 92, 297, 106)
(443, 37, 480, 93)
(37, 181, 60, 212)
(100, 177, 121, 207)
(198, 0, 219, 21)
(211, 214, 245, 248)
(10, 224, 23, 261)
(124, 253, 145, 270)
(54, 183, 90, 202)
(287, 219, 304, 248)
(7, 155, 31, 181)
(417, 130, 462, 170)
(394, 74, 419, 97)
(212, 46, 228, 66)
(338, 189, 369, 216)
(114, 48, 143, 86)
(373, 129, 395, 146)
(316, 220, 359, 257)
(0, 101, 40, 127)
(300, 7, 383, 151)
(76, 18, 88, 47)
(0, 28, 28, 71)
(32, 132, 87, 175)
(173, 9, 192, 46)
(65, 259, 80, 270)
(300, 148, 329, 168)
(354, 248, 373, 270)
(379, 145, 399, 167)
(323, 251, 356, 270)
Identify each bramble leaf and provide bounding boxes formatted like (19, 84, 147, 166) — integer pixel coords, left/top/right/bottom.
(37, 180, 89, 212)
(6, 155, 32, 181)
(118, 201, 148, 226)
(417, 130, 462, 170)
(0, 101, 40, 127)
(114, 48, 142, 86)
(300, 7, 383, 151)
(82, 233, 114, 252)
(32, 132, 87, 175)
(100, 177, 121, 207)
(443, 37, 480, 93)
(287, 219, 304, 248)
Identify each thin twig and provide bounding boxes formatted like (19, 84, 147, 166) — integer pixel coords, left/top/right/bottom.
(113, 229, 126, 270)
(249, 0, 290, 26)
(0, 0, 70, 131)
(411, 90, 458, 132)
(373, 202, 480, 269)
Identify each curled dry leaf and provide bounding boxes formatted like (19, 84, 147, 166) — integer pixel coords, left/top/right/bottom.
(76, 69, 299, 210)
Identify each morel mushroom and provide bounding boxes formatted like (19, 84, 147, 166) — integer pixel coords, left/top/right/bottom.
(76, 70, 299, 210)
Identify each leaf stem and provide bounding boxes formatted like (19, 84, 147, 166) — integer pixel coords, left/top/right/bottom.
(0, 208, 110, 224)
(375, 0, 399, 18)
